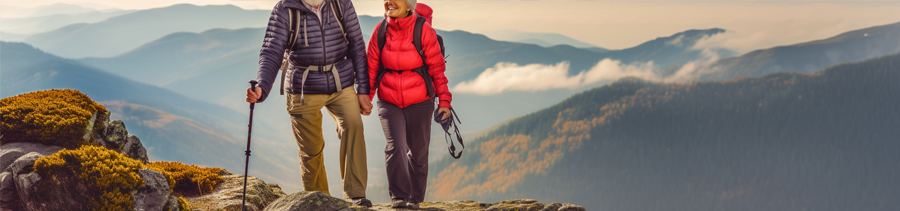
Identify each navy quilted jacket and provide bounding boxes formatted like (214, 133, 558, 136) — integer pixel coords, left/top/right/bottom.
(255, 0, 369, 102)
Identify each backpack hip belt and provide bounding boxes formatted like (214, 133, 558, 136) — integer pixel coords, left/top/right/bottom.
(289, 63, 342, 104)
(378, 65, 434, 99)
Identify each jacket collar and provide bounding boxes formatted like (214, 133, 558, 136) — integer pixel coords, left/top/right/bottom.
(387, 14, 417, 31)
(282, 0, 330, 13)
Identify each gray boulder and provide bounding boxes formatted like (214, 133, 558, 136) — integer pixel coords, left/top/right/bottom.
(186, 174, 285, 211)
(122, 135, 150, 163)
(15, 168, 92, 211)
(1, 172, 25, 211)
(163, 195, 183, 211)
(0, 142, 63, 172)
(133, 169, 171, 211)
(262, 191, 352, 211)
(0, 143, 64, 211)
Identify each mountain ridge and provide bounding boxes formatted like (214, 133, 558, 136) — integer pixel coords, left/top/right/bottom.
(687, 21, 900, 81)
(22, 4, 270, 58)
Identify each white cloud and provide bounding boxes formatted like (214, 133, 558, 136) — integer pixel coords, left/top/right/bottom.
(583, 59, 661, 84)
(452, 62, 582, 95)
(453, 59, 667, 95)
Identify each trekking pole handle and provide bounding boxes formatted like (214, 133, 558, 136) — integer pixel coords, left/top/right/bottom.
(249, 80, 258, 108)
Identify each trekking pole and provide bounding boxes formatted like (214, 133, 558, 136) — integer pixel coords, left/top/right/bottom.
(241, 80, 258, 211)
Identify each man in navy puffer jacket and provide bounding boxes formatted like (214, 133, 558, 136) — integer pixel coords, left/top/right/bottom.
(245, 0, 373, 207)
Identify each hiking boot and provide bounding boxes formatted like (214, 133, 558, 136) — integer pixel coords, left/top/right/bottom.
(391, 199, 408, 208)
(351, 197, 373, 207)
(406, 201, 420, 209)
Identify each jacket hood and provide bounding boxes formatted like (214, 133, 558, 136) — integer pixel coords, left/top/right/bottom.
(414, 3, 433, 25)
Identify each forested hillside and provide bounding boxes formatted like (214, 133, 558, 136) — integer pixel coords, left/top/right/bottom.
(427, 53, 900, 210)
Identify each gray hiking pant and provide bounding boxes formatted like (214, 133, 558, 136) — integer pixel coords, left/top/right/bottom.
(378, 99, 433, 203)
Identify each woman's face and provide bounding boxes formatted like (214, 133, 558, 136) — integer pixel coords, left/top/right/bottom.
(384, 0, 410, 18)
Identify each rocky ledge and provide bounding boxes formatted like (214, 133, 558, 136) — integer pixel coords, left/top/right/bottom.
(255, 191, 585, 211)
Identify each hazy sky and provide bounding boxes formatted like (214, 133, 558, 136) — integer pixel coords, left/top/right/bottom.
(3, 0, 899, 51)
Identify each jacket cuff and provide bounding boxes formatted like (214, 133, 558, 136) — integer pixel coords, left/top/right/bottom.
(356, 86, 369, 95)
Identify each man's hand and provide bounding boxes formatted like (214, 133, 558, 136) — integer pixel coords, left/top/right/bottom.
(437, 107, 451, 121)
(358, 94, 373, 116)
(246, 87, 262, 103)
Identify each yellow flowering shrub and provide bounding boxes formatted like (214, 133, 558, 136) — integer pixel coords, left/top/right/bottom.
(149, 161, 226, 196)
(177, 196, 192, 211)
(34, 145, 145, 211)
(1, 89, 107, 148)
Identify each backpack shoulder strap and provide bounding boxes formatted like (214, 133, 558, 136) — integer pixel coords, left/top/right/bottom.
(376, 19, 389, 52)
(330, 0, 348, 44)
(372, 19, 390, 93)
(412, 16, 427, 64)
(411, 16, 436, 99)
(436, 34, 445, 59)
(280, 7, 301, 95)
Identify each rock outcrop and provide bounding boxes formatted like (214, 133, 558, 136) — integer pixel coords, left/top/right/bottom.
(133, 169, 173, 211)
(263, 191, 353, 211)
(92, 119, 150, 163)
(0, 90, 177, 211)
(186, 174, 286, 211)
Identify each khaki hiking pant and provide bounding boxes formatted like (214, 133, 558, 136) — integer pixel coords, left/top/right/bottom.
(286, 87, 367, 199)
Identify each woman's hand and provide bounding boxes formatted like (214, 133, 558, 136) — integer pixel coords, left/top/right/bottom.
(438, 107, 451, 121)
(246, 87, 262, 103)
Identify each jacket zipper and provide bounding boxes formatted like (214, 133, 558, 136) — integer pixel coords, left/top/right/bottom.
(319, 5, 333, 94)
(398, 71, 404, 106)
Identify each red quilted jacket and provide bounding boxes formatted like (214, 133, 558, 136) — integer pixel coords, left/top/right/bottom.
(366, 7, 451, 108)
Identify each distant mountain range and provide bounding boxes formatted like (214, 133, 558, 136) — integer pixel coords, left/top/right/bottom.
(481, 29, 607, 50)
(0, 9, 134, 36)
(427, 52, 900, 210)
(0, 41, 305, 192)
(11, 3, 104, 18)
(80, 28, 264, 87)
(22, 4, 270, 58)
(679, 22, 900, 81)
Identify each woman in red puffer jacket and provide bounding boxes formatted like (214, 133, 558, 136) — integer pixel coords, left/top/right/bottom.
(365, 1, 451, 209)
